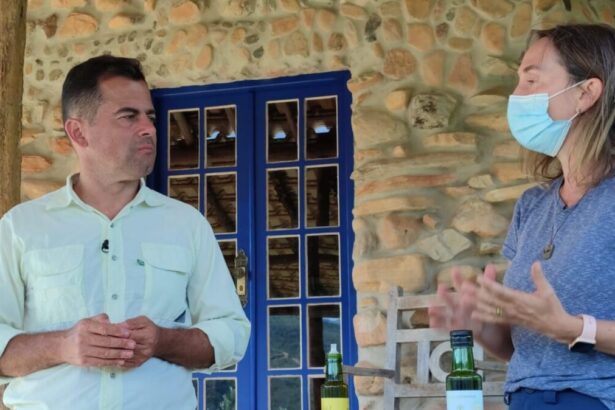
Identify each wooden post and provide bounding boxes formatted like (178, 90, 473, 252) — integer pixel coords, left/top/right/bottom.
(0, 0, 27, 216)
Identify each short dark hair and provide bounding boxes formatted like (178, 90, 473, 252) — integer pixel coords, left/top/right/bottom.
(61, 55, 146, 124)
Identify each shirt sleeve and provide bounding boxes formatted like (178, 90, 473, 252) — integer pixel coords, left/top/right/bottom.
(0, 213, 26, 384)
(187, 220, 250, 372)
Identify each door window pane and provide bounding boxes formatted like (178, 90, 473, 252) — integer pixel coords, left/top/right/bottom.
(168, 175, 199, 210)
(267, 168, 299, 230)
(169, 109, 200, 170)
(308, 304, 341, 368)
(269, 306, 301, 369)
(307, 234, 340, 297)
(268, 236, 300, 299)
(269, 376, 302, 410)
(267, 100, 299, 163)
(204, 379, 236, 410)
(205, 105, 236, 168)
(305, 97, 338, 160)
(206, 173, 237, 234)
(309, 377, 325, 410)
(305, 166, 338, 228)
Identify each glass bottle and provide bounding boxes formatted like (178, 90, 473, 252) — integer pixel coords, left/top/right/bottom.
(445, 330, 483, 410)
(321, 343, 349, 410)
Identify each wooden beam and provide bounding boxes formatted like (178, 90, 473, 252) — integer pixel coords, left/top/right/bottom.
(0, 0, 27, 217)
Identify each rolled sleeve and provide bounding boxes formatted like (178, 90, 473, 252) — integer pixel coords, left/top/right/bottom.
(0, 214, 26, 384)
(188, 221, 250, 372)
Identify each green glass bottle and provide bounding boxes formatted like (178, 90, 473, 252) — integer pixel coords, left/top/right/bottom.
(321, 344, 349, 410)
(446, 330, 483, 410)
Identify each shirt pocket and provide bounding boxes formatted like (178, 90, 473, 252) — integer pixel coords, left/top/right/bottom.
(141, 243, 191, 325)
(22, 245, 88, 326)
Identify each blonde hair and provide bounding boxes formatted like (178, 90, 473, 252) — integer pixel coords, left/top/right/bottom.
(523, 24, 615, 187)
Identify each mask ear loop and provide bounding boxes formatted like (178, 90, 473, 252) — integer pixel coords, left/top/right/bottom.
(549, 79, 587, 100)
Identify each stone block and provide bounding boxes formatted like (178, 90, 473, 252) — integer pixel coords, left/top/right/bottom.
(422, 132, 476, 149)
(94, 0, 122, 11)
(353, 310, 387, 347)
(108, 14, 137, 30)
(533, 0, 558, 12)
(484, 183, 537, 203)
(492, 162, 526, 183)
(356, 174, 456, 196)
(377, 213, 421, 250)
(271, 15, 299, 36)
(407, 23, 434, 51)
(452, 198, 511, 237)
(408, 94, 457, 129)
(511, 2, 532, 38)
(464, 112, 509, 132)
(21, 179, 64, 200)
(493, 140, 522, 160)
(454, 6, 478, 35)
(341, 3, 368, 20)
(169, 1, 200, 25)
(195, 45, 213, 69)
(421, 50, 445, 86)
(448, 37, 473, 50)
(280, 0, 300, 12)
(416, 229, 472, 262)
(22, 155, 52, 173)
(316, 9, 337, 31)
(49, 137, 73, 155)
(385, 89, 410, 112)
(312, 32, 323, 52)
(353, 217, 378, 258)
(353, 196, 435, 216)
(353, 254, 426, 292)
(380, 1, 401, 17)
(284, 31, 309, 57)
(328, 33, 347, 51)
(470, 0, 514, 19)
(58, 13, 99, 38)
(468, 174, 495, 189)
(448, 53, 478, 94)
(404, 0, 431, 19)
(382, 18, 402, 43)
(481, 22, 506, 54)
(52, 0, 85, 7)
(352, 110, 408, 149)
(383, 48, 417, 80)
(422, 213, 440, 229)
(354, 361, 385, 395)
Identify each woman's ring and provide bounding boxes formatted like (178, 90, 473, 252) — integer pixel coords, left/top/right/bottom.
(495, 306, 503, 317)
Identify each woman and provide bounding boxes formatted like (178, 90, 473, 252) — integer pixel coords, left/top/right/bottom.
(429, 24, 615, 410)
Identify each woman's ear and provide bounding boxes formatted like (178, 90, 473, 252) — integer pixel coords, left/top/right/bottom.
(64, 118, 88, 148)
(578, 77, 603, 114)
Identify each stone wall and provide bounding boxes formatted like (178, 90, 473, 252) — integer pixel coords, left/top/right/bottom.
(17, 0, 615, 409)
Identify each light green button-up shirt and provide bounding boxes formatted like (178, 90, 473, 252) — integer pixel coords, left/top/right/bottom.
(0, 175, 250, 410)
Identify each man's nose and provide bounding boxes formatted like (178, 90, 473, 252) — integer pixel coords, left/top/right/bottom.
(138, 115, 156, 137)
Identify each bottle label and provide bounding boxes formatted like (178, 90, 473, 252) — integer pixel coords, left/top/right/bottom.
(321, 398, 349, 410)
(446, 390, 483, 410)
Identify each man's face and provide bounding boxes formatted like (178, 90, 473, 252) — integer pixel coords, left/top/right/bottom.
(78, 76, 157, 181)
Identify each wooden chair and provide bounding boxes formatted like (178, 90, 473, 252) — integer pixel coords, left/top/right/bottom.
(344, 286, 506, 409)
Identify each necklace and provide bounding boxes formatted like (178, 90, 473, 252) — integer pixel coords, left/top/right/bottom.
(542, 183, 584, 260)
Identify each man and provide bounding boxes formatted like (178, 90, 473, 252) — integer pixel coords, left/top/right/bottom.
(0, 56, 250, 409)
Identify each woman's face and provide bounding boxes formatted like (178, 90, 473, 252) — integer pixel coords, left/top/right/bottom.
(513, 37, 581, 121)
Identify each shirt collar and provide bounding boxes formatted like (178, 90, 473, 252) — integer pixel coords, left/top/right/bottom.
(45, 173, 164, 211)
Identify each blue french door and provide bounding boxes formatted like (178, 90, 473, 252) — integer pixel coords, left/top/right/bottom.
(149, 72, 356, 410)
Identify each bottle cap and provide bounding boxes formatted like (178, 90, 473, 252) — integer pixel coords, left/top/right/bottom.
(450, 329, 474, 347)
(329, 344, 339, 354)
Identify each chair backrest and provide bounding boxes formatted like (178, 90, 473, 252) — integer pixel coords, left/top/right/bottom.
(383, 286, 505, 409)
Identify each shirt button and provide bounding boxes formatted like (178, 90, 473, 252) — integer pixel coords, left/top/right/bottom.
(110, 373, 116, 379)
(111, 255, 118, 261)
(110, 223, 115, 228)
(111, 294, 118, 300)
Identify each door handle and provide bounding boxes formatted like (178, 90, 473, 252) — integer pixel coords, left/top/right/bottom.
(233, 249, 248, 307)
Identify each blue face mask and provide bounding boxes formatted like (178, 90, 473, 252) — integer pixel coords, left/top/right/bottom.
(507, 80, 584, 157)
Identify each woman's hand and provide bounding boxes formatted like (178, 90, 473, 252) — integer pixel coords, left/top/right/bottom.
(472, 261, 581, 344)
(429, 265, 498, 337)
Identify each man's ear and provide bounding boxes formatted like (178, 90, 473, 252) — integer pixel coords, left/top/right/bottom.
(578, 77, 604, 114)
(64, 118, 88, 148)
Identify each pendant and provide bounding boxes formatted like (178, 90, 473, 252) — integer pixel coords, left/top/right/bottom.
(543, 243, 554, 260)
